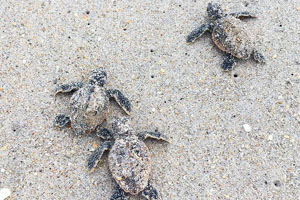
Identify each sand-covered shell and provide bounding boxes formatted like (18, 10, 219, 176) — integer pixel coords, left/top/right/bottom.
(212, 15, 253, 59)
(70, 85, 109, 134)
(108, 135, 151, 195)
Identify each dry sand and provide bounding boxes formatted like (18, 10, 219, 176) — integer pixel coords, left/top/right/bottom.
(0, 0, 299, 199)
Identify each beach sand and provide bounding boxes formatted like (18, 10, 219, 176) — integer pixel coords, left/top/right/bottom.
(0, 0, 299, 199)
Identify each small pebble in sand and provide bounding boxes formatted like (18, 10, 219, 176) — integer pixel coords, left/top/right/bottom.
(0, 188, 11, 200)
(243, 124, 252, 132)
(0, 144, 8, 151)
(268, 135, 273, 141)
(284, 135, 290, 139)
(0, 169, 5, 173)
(92, 143, 98, 149)
(297, 7, 300, 11)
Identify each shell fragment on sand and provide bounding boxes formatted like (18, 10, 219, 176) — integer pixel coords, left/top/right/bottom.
(0, 188, 11, 200)
(243, 124, 252, 132)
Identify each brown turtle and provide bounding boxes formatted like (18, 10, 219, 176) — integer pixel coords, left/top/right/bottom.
(54, 68, 131, 135)
(88, 117, 168, 200)
(186, 2, 265, 70)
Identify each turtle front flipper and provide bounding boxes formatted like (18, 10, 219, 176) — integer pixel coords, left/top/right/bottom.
(186, 23, 212, 44)
(221, 53, 235, 71)
(55, 82, 83, 95)
(55, 114, 71, 129)
(106, 89, 131, 115)
(230, 12, 256, 19)
(253, 49, 265, 63)
(88, 141, 112, 171)
(138, 131, 169, 142)
(110, 186, 127, 200)
(141, 181, 160, 200)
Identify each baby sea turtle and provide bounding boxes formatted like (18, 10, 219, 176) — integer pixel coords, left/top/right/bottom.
(88, 117, 168, 200)
(54, 68, 131, 135)
(186, 2, 265, 70)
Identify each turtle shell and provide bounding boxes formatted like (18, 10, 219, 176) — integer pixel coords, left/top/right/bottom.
(69, 85, 109, 134)
(212, 15, 253, 59)
(108, 136, 151, 195)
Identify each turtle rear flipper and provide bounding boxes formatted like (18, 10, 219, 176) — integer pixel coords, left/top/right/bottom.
(95, 124, 113, 140)
(253, 49, 265, 63)
(141, 181, 160, 200)
(55, 82, 83, 95)
(221, 53, 235, 71)
(110, 186, 127, 200)
(107, 89, 131, 115)
(88, 141, 112, 171)
(55, 114, 71, 129)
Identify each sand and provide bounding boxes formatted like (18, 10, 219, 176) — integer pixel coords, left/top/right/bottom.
(0, 0, 299, 199)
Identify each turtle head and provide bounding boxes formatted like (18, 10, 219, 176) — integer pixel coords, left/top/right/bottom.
(88, 67, 107, 87)
(207, 2, 224, 21)
(112, 117, 132, 137)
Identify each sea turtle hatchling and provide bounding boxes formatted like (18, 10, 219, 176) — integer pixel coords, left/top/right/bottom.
(88, 117, 168, 200)
(54, 68, 131, 135)
(186, 2, 265, 71)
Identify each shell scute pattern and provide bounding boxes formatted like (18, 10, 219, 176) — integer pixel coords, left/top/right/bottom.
(212, 16, 252, 59)
(109, 136, 151, 195)
(70, 85, 109, 134)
